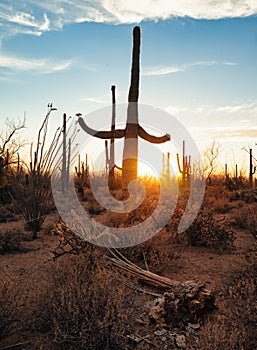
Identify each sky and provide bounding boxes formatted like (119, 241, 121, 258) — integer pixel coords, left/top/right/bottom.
(0, 0, 257, 175)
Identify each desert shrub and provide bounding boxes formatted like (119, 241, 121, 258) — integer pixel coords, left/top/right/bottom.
(185, 210, 235, 252)
(236, 188, 257, 203)
(203, 182, 232, 213)
(231, 205, 257, 238)
(245, 206, 257, 239)
(0, 281, 19, 338)
(11, 172, 52, 238)
(248, 212, 257, 238)
(39, 255, 133, 350)
(0, 228, 28, 254)
(212, 197, 231, 214)
(231, 205, 249, 229)
(0, 204, 18, 223)
(198, 264, 257, 349)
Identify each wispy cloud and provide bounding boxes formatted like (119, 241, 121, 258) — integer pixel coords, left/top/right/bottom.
(143, 60, 236, 76)
(165, 100, 257, 144)
(0, 53, 72, 73)
(0, 11, 49, 30)
(167, 100, 257, 120)
(0, 1, 257, 38)
(0, 4, 53, 38)
(82, 96, 107, 104)
(215, 128, 257, 139)
(143, 66, 183, 76)
(215, 102, 257, 114)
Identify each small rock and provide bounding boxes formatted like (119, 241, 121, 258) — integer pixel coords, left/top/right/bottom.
(149, 297, 166, 324)
(154, 329, 167, 336)
(161, 336, 167, 342)
(175, 334, 186, 348)
(187, 322, 200, 330)
(126, 334, 142, 343)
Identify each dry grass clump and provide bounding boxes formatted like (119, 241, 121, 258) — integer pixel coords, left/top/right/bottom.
(49, 222, 134, 349)
(38, 255, 134, 350)
(231, 205, 250, 229)
(0, 281, 20, 339)
(0, 228, 29, 254)
(212, 197, 231, 214)
(203, 182, 232, 214)
(11, 172, 53, 238)
(198, 263, 257, 349)
(231, 204, 257, 238)
(247, 211, 257, 238)
(185, 210, 235, 252)
(238, 188, 257, 203)
(0, 254, 135, 349)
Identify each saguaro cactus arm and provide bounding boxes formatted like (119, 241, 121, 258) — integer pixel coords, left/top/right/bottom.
(138, 126, 170, 144)
(78, 117, 125, 139)
(176, 153, 183, 174)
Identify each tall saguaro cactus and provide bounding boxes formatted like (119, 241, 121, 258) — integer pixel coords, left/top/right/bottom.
(78, 26, 170, 191)
(109, 85, 116, 177)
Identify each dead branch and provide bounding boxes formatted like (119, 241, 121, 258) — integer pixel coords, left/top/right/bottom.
(0, 116, 26, 157)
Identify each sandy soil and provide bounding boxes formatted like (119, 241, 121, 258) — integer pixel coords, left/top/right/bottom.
(1, 202, 257, 349)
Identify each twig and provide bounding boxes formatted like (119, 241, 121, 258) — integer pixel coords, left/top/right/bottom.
(142, 249, 150, 271)
(126, 334, 157, 348)
(134, 334, 157, 347)
(0, 340, 31, 350)
(125, 281, 162, 298)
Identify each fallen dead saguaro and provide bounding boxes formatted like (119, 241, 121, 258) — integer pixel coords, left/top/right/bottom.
(108, 253, 215, 323)
(51, 222, 215, 324)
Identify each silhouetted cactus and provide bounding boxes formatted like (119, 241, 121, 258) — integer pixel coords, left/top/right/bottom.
(75, 153, 89, 193)
(177, 140, 191, 187)
(78, 26, 170, 192)
(109, 85, 116, 178)
(249, 148, 256, 186)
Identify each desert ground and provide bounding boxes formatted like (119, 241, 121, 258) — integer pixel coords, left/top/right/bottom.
(1, 177, 257, 350)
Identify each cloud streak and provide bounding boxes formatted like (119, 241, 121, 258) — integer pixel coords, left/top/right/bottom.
(0, 53, 72, 74)
(165, 100, 257, 144)
(82, 96, 107, 104)
(0, 1, 257, 38)
(0, 4, 53, 38)
(142, 61, 236, 76)
(215, 128, 257, 139)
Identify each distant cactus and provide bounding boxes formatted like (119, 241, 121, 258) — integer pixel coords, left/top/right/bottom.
(161, 152, 171, 184)
(177, 140, 191, 187)
(75, 153, 89, 193)
(249, 148, 256, 186)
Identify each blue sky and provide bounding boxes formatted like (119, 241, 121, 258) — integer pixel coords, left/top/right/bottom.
(0, 1, 257, 174)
